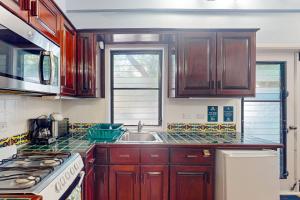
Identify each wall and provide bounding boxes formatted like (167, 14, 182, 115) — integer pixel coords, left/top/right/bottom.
(62, 44, 241, 131)
(66, 12, 300, 48)
(0, 95, 61, 139)
(54, 0, 66, 13)
(66, 0, 300, 11)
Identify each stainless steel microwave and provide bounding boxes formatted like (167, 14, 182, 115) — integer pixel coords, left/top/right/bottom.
(0, 5, 60, 94)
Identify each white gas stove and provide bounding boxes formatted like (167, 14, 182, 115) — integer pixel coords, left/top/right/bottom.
(0, 145, 84, 200)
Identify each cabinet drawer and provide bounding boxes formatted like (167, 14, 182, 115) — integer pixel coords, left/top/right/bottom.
(95, 147, 108, 164)
(110, 148, 140, 164)
(170, 148, 214, 165)
(141, 148, 169, 164)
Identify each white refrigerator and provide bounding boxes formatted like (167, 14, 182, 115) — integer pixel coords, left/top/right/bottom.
(215, 150, 280, 200)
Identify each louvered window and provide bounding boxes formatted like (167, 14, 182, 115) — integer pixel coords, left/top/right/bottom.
(242, 62, 287, 178)
(111, 50, 162, 126)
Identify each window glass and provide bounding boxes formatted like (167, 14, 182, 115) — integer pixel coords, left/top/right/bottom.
(111, 51, 162, 126)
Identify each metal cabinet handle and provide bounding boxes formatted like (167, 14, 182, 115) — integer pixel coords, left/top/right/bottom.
(186, 155, 198, 158)
(88, 158, 95, 165)
(119, 154, 130, 158)
(150, 154, 159, 158)
(147, 172, 161, 175)
(142, 173, 147, 184)
(134, 173, 139, 184)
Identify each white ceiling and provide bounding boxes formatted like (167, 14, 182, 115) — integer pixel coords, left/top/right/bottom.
(65, 0, 300, 12)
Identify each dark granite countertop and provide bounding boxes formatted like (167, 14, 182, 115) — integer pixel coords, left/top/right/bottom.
(19, 131, 283, 155)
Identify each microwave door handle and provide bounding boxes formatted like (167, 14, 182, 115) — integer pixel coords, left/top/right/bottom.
(49, 51, 55, 85)
(39, 51, 45, 84)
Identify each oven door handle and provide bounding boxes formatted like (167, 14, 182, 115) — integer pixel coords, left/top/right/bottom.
(78, 171, 85, 186)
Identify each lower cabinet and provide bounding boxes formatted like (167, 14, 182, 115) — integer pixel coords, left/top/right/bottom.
(84, 167, 95, 200)
(170, 165, 213, 200)
(141, 165, 169, 200)
(92, 147, 214, 200)
(109, 165, 140, 200)
(95, 165, 109, 200)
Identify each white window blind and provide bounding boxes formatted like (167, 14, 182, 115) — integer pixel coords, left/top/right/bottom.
(111, 51, 162, 126)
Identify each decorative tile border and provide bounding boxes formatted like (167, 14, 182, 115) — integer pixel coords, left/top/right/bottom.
(0, 132, 30, 147)
(69, 123, 97, 133)
(167, 123, 236, 133)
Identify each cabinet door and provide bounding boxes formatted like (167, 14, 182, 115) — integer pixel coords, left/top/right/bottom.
(29, 0, 61, 44)
(170, 165, 213, 200)
(109, 165, 140, 200)
(216, 32, 256, 96)
(84, 168, 95, 200)
(141, 165, 169, 200)
(77, 33, 96, 97)
(60, 19, 77, 96)
(177, 32, 217, 97)
(95, 165, 108, 200)
(0, 0, 29, 21)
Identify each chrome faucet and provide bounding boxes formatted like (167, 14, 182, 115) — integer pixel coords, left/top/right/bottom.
(137, 121, 143, 133)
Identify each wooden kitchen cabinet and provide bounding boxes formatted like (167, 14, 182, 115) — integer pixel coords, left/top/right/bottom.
(60, 18, 77, 96)
(77, 32, 97, 97)
(177, 32, 217, 97)
(109, 165, 140, 200)
(95, 165, 109, 200)
(141, 165, 169, 200)
(216, 31, 256, 96)
(0, 0, 29, 22)
(171, 30, 257, 97)
(28, 0, 61, 44)
(84, 167, 95, 200)
(83, 147, 95, 200)
(170, 165, 213, 200)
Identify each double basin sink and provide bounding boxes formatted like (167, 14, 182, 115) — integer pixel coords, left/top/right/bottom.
(117, 131, 163, 143)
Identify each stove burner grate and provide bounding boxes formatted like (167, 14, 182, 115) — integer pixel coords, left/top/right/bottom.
(0, 166, 54, 190)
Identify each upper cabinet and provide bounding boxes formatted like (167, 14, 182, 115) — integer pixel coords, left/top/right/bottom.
(177, 32, 217, 97)
(60, 18, 77, 96)
(77, 32, 97, 97)
(0, 0, 30, 22)
(170, 30, 257, 98)
(216, 32, 256, 96)
(29, 0, 61, 44)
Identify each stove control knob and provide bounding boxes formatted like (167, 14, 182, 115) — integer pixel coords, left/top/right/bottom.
(55, 182, 62, 193)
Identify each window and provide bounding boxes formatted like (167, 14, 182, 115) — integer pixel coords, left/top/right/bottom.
(111, 50, 162, 126)
(242, 62, 287, 178)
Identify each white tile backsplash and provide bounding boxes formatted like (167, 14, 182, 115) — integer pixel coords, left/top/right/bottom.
(0, 95, 61, 139)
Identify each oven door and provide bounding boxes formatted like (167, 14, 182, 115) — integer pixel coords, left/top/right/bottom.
(59, 171, 85, 200)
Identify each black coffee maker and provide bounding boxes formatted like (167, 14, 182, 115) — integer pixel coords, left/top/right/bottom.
(28, 116, 56, 145)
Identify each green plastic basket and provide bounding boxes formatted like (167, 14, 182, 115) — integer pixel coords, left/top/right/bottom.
(87, 123, 125, 141)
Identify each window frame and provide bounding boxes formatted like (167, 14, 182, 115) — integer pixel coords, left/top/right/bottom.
(110, 50, 163, 126)
(241, 61, 287, 179)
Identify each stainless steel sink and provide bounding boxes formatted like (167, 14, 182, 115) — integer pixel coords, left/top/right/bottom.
(117, 132, 163, 143)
